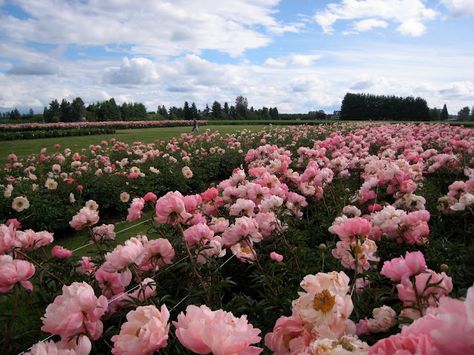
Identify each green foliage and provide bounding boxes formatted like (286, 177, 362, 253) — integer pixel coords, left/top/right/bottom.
(341, 93, 430, 121)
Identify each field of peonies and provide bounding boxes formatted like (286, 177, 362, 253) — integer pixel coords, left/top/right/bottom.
(1, 123, 473, 354)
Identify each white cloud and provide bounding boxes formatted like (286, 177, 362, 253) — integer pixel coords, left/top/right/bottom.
(104, 57, 159, 86)
(1, 0, 298, 57)
(441, 0, 474, 16)
(354, 18, 389, 32)
(290, 54, 321, 67)
(264, 57, 287, 68)
(314, 0, 437, 36)
(7, 62, 58, 76)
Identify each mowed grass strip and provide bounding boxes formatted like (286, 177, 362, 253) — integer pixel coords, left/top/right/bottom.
(0, 124, 267, 159)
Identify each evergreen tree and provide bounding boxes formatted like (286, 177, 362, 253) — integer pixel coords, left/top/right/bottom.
(235, 96, 248, 119)
(71, 97, 86, 121)
(202, 104, 210, 117)
(183, 101, 192, 120)
(440, 104, 448, 121)
(223, 102, 230, 118)
(60, 99, 72, 122)
(211, 101, 222, 119)
(190, 102, 199, 118)
(458, 106, 470, 121)
(269, 107, 279, 120)
(47, 99, 61, 122)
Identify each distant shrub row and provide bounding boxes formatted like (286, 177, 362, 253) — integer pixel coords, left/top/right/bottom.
(0, 128, 116, 141)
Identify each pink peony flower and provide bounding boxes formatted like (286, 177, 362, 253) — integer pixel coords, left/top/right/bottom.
(69, 206, 99, 230)
(270, 251, 284, 262)
(91, 224, 115, 243)
(201, 187, 219, 202)
(183, 223, 214, 247)
(155, 191, 192, 225)
(78, 257, 96, 275)
(330, 217, 372, 242)
(26, 335, 92, 355)
(139, 238, 175, 271)
(95, 268, 131, 299)
(41, 282, 108, 340)
(51, 245, 73, 259)
(102, 237, 145, 272)
(265, 316, 312, 354)
(381, 251, 427, 282)
(291, 271, 355, 339)
(143, 192, 157, 203)
(127, 197, 145, 222)
(222, 216, 262, 246)
(229, 198, 256, 217)
(14, 229, 54, 252)
(6, 218, 21, 229)
(0, 255, 35, 293)
(111, 305, 170, 355)
(0, 223, 15, 255)
(174, 305, 262, 355)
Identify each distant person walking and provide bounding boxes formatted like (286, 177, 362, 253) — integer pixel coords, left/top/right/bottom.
(192, 118, 198, 132)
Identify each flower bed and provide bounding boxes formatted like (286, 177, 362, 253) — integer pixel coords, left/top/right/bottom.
(0, 128, 116, 141)
(0, 123, 473, 354)
(0, 120, 208, 132)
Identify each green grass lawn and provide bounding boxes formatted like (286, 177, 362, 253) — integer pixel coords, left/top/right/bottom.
(0, 125, 267, 159)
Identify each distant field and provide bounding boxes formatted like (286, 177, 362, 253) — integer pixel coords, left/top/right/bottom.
(2, 120, 472, 159)
(1, 124, 266, 159)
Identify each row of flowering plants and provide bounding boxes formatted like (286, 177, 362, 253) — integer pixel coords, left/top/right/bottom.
(0, 120, 208, 132)
(0, 128, 116, 141)
(0, 123, 473, 354)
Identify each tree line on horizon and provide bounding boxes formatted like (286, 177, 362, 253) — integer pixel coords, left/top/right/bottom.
(1, 93, 473, 123)
(340, 93, 474, 121)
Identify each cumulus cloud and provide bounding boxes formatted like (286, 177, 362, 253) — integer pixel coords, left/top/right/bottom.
(290, 54, 321, 67)
(354, 18, 389, 32)
(7, 62, 58, 76)
(314, 0, 437, 36)
(104, 57, 159, 86)
(0, 0, 298, 57)
(441, 0, 474, 16)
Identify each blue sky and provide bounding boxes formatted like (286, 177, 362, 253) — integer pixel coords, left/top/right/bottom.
(0, 0, 473, 113)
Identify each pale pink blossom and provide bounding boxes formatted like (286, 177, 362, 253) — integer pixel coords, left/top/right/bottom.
(127, 197, 145, 222)
(174, 305, 262, 355)
(154, 191, 192, 225)
(41, 282, 108, 340)
(264, 316, 312, 355)
(91, 224, 115, 243)
(330, 217, 372, 243)
(270, 251, 284, 262)
(183, 223, 214, 247)
(14, 229, 54, 252)
(230, 198, 256, 217)
(26, 335, 92, 355)
(381, 251, 427, 282)
(0, 255, 35, 293)
(222, 216, 262, 246)
(78, 257, 96, 275)
(70, 206, 100, 230)
(139, 238, 175, 271)
(95, 268, 131, 298)
(291, 271, 355, 339)
(143, 192, 157, 203)
(112, 305, 170, 355)
(51, 245, 73, 259)
(102, 237, 145, 272)
(0, 223, 15, 254)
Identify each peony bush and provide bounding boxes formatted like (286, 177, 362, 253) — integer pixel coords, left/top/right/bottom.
(0, 122, 473, 354)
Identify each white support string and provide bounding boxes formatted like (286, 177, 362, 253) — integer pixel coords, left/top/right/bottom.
(71, 218, 150, 253)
